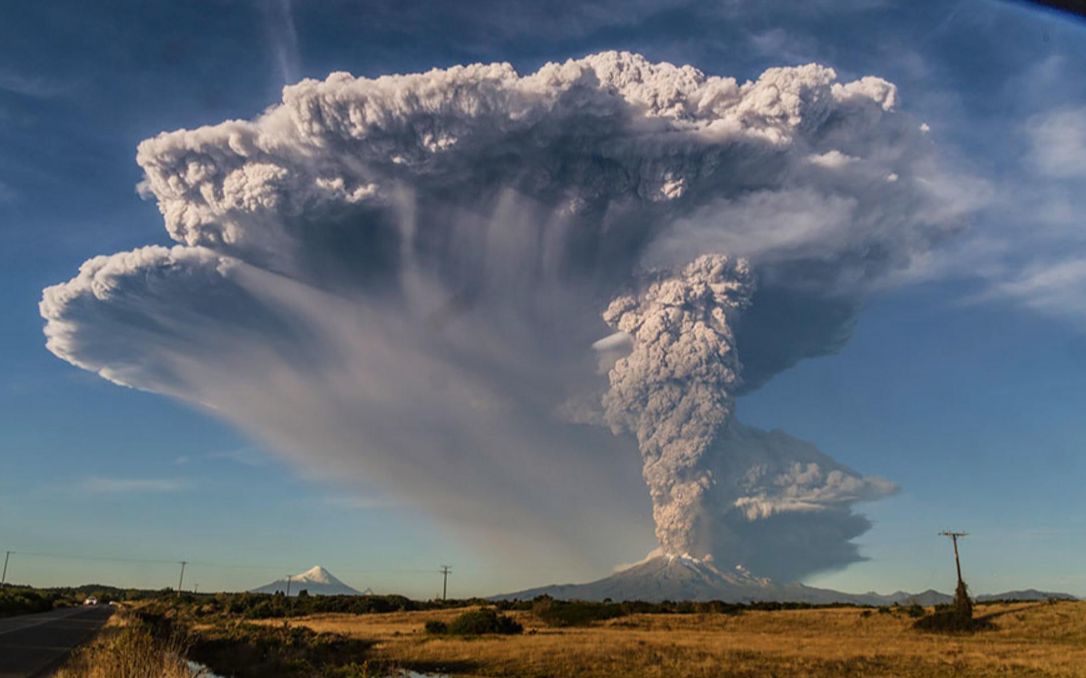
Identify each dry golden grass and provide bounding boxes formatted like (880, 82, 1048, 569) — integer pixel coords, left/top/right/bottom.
(55, 609, 192, 678)
(259, 601, 1086, 677)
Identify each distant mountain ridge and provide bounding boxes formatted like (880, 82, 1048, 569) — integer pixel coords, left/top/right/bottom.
(493, 555, 1075, 605)
(976, 589, 1076, 603)
(251, 565, 361, 597)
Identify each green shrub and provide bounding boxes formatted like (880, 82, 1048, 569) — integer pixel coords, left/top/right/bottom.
(424, 620, 448, 634)
(531, 598, 626, 627)
(914, 609, 992, 633)
(445, 609, 522, 635)
(0, 588, 62, 618)
(187, 621, 375, 677)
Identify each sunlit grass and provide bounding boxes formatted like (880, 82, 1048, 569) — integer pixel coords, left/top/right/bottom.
(262, 601, 1086, 677)
(55, 610, 191, 678)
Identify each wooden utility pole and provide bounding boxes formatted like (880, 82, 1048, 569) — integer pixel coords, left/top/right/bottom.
(939, 530, 973, 623)
(177, 561, 187, 597)
(439, 565, 451, 601)
(1, 551, 10, 587)
(939, 531, 967, 585)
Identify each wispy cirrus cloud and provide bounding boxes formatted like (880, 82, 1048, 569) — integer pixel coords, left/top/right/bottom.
(206, 447, 268, 467)
(0, 67, 70, 98)
(324, 494, 402, 511)
(261, 0, 301, 85)
(958, 104, 1086, 328)
(1028, 106, 1086, 180)
(80, 476, 188, 494)
(989, 259, 1086, 326)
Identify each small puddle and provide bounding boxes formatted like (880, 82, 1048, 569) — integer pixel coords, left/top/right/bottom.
(186, 660, 226, 677)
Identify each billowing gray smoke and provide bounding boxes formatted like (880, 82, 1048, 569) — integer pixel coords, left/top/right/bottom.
(40, 53, 976, 579)
(601, 254, 754, 558)
(598, 254, 895, 565)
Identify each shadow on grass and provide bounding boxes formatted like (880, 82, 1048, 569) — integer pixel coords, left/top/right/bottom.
(918, 599, 1063, 633)
(913, 610, 995, 634)
(974, 602, 1050, 623)
(401, 659, 483, 674)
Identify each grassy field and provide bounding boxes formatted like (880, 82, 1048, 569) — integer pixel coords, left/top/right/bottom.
(56, 611, 190, 678)
(257, 601, 1086, 677)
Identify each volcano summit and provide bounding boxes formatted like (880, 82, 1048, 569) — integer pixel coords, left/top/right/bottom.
(494, 554, 885, 604)
(252, 566, 361, 597)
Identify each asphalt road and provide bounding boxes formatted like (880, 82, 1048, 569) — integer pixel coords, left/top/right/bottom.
(0, 606, 113, 678)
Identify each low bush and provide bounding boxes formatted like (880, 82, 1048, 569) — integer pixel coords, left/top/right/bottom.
(424, 620, 448, 634)
(531, 598, 626, 627)
(442, 609, 522, 635)
(0, 588, 58, 618)
(914, 583, 991, 634)
(187, 621, 376, 677)
(0, 583, 151, 619)
(914, 609, 993, 633)
(147, 591, 483, 621)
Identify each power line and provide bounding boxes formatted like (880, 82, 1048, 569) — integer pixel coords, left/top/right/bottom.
(8, 550, 181, 565)
(1, 550, 440, 575)
(0, 547, 532, 596)
(0, 548, 573, 577)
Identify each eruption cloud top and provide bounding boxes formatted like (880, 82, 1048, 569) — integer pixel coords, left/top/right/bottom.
(41, 52, 974, 579)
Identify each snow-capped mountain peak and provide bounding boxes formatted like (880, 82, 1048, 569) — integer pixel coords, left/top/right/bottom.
(251, 565, 361, 596)
(493, 554, 1076, 604)
(297, 565, 336, 584)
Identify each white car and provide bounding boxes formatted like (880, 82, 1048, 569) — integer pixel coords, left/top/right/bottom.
(82, 597, 98, 606)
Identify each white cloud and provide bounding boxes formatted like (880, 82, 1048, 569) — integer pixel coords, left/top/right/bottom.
(0, 68, 69, 98)
(262, 0, 301, 85)
(81, 476, 187, 493)
(989, 259, 1086, 325)
(806, 150, 856, 168)
(1028, 106, 1086, 179)
(324, 494, 401, 510)
(939, 103, 1086, 329)
(206, 447, 268, 467)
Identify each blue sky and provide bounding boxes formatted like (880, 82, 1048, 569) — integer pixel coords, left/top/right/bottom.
(2, 0, 1086, 598)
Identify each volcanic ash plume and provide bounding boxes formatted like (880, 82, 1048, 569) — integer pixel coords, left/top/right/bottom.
(39, 52, 979, 576)
(602, 255, 754, 558)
